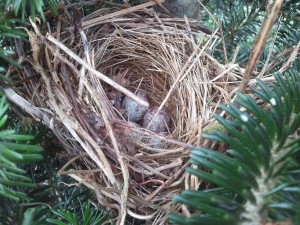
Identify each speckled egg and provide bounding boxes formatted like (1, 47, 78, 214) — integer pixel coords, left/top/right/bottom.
(142, 106, 171, 133)
(125, 122, 144, 142)
(122, 91, 148, 122)
(145, 137, 162, 148)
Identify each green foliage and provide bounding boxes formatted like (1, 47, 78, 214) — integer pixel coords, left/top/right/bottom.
(0, 96, 43, 202)
(0, 67, 11, 85)
(0, 200, 110, 225)
(169, 72, 300, 224)
(47, 202, 111, 225)
(0, 17, 27, 70)
(201, 0, 300, 68)
(0, 154, 112, 225)
(4, 0, 58, 22)
(0, 203, 50, 225)
(0, 0, 59, 70)
(0, 18, 27, 40)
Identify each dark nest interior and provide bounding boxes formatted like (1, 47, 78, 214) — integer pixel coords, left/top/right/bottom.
(4, 3, 247, 224)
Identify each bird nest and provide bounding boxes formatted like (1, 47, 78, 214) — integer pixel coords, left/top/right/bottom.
(5, 4, 243, 224)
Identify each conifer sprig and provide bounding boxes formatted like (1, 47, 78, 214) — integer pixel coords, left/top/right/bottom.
(0, 96, 43, 202)
(170, 73, 300, 225)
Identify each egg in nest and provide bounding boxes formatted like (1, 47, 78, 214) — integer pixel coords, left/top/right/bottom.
(122, 91, 149, 122)
(142, 106, 170, 133)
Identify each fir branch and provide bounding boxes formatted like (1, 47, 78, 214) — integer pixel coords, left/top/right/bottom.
(0, 96, 43, 202)
(170, 72, 300, 225)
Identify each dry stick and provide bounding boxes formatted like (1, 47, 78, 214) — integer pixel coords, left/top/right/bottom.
(218, 18, 228, 63)
(3, 88, 51, 125)
(279, 41, 300, 73)
(75, 10, 117, 125)
(145, 161, 189, 201)
(45, 18, 62, 86)
(258, 16, 282, 78)
(59, 169, 103, 175)
(127, 210, 157, 221)
(68, 173, 177, 213)
(195, 0, 218, 25)
(46, 34, 149, 108)
(75, 9, 119, 162)
(45, 48, 61, 85)
(231, 45, 240, 64)
(90, 178, 121, 211)
(238, 0, 283, 93)
(53, 14, 62, 70)
(58, 153, 89, 175)
(74, 6, 91, 100)
(211, 63, 238, 82)
(14, 39, 45, 106)
(248, 76, 276, 85)
(81, 0, 165, 29)
(7, 75, 39, 88)
(124, 155, 170, 179)
(64, 0, 102, 8)
(146, 28, 219, 129)
(155, 158, 182, 172)
(51, 115, 82, 155)
(184, 16, 195, 46)
(53, 13, 63, 80)
(154, 0, 173, 17)
(153, 12, 167, 32)
(60, 63, 102, 143)
(115, 121, 196, 149)
(98, 98, 129, 225)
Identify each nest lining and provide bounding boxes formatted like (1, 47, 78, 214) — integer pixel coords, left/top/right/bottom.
(92, 29, 216, 138)
(7, 5, 244, 224)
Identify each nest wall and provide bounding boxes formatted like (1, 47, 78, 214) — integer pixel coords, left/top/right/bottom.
(85, 17, 217, 147)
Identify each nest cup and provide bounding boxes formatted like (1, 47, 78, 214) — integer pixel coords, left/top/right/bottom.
(87, 11, 216, 151)
(9, 5, 232, 224)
